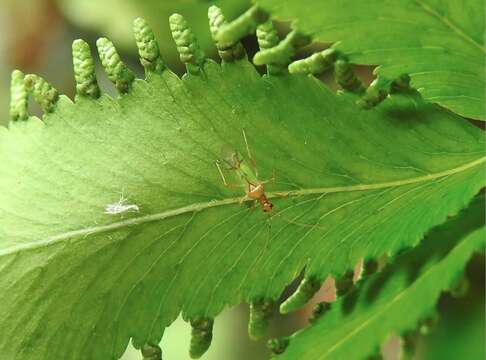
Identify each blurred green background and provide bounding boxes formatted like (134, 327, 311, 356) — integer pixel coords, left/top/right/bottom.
(0, 0, 252, 126)
(0, 1, 483, 359)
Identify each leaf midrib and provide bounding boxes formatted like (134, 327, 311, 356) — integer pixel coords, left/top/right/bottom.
(1, 156, 484, 257)
(319, 226, 483, 359)
(414, 0, 486, 54)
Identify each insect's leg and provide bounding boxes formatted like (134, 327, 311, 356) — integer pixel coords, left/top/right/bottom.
(264, 213, 272, 251)
(242, 129, 253, 160)
(222, 158, 237, 170)
(215, 160, 229, 186)
(242, 129, 258, 176)
(215, 160, 243, 189)
(239, 185, 253, 207)
(238, 195, 252, 206)
(261, 169, 276, 185)
(118, 188, 127, 204)
(271, 211, 325, 230)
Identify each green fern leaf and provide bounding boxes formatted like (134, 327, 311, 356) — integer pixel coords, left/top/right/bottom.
(421, 263, 485, 360)
(276, 196, 485, 359)
(0, 15, 484, 360)
(251, 0, 485, 119)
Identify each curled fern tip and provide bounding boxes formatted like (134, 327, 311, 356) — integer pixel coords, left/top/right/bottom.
(133, 17, 165, 75)
(280, 277, 321, 314)
(169, 13, 206, 75)
(72, 39, 100, 99)
(24, 74, 59, 113)
(216, 5, 268, 48)
(9, 69, 28, 121)
(248, 299, 275, 339)
(96, 37, 135, 93)
(189, 317, 214, 358)
(208, 6, 246, 62)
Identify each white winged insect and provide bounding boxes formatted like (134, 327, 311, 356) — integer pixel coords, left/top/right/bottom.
(104, 193, 140, 215)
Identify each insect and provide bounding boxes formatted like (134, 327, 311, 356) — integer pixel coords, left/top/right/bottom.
(215, 130, 274, 212)
(104, 193, 140, 215)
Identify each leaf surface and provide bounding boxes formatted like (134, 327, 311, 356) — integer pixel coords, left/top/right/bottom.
(0, 56, 484, 359)
(277, 196, 485, 359)
(256, 0, 486, 119)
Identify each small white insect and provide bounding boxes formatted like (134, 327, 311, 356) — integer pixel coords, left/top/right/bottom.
(104, 194, 140, 215)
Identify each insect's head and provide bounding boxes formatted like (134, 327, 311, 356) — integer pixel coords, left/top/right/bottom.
(262, 200, 273, 212)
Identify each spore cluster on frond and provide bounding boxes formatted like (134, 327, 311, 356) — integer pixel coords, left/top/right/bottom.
(8, 4, 413, 126)
(7, 6, 248, 125)
(217, 5, 412, 109)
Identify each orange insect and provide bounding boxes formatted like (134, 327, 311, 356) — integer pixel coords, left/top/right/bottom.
(215, 130, 274, 212)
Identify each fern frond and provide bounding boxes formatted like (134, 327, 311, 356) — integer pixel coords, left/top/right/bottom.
(222, 0, 485, 119)
(277, 196, 485, 359)
(1, 8, 484, 360)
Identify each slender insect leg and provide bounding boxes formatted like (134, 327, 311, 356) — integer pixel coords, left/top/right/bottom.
(264, 214, 273, 251)
(242, 128, 258, 176)
(261, 169, 276, 185)
(215, 160, 245, 189)
(242, 129, 253, 159)
(215, 160, 229, 186)
(238, 195, 254, 209)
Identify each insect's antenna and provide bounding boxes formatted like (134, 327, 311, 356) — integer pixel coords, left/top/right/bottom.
(264, 212, 273, 251)
(242, 129, 252, 159)
(268, 212, 273, 241)
(269, 210, 326, 230)
(119, 187, 126, 203)
(215, 160, 229, 186)
(261, 169, 276, 185)
(242, 128, 258, 175)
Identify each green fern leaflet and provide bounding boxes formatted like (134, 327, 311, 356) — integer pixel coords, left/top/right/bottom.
(0, 10, 484, 360)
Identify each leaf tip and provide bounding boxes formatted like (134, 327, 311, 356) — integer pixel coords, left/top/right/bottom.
(309, 301, 331, 324)
(288, 48, 337, 75)
(24, 73, 59, 114)
(133, 17, 165, 75)
(169, 13, 206, 75)
(279, 277, 321, 314)
(216, 5, 268, 48)
(208, 5, 246, 62)
(255, 20, 284, 75)
(357, 77, 392, 109)
(335, 270, 355, 297)
(248, 299, 275, 340)
(96, 37, 135, 93)
(254, 30, 310, 76)
(189, 317, 214, 358)
(72, 39, 100, 99)
(141, 343, 162, 360)
(267, 337, 289, 355)
(9, 69, 28, 121)
(334, 58, 365, 94)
